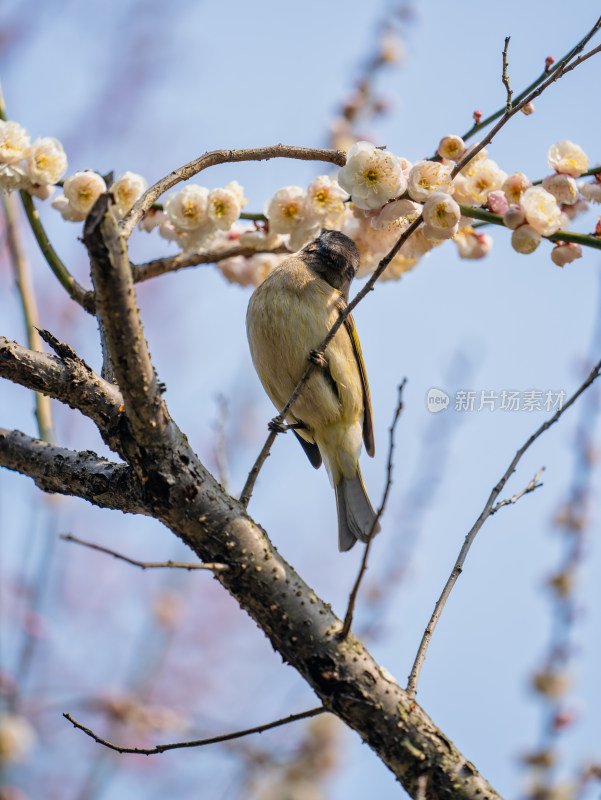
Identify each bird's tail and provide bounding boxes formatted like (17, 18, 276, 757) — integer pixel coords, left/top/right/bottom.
(335, 468, 380, 552)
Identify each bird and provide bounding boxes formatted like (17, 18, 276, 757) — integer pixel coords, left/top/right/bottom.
(246, 228, 379, 551)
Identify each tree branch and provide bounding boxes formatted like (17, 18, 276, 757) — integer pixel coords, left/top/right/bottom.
(0, 336, 125, 454)
(406, 357, 601, 699)
(0, 429, 148, 515)
(60, 533, 228, 571)
(84, 194, 173, 452)
(120, 145, 347, 240)
(131, 244, 287, 285)
(63, 706, 326, 755)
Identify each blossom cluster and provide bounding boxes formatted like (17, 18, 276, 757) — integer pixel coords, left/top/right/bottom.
(1, 116, 598, 287)
(0, 119, 67, 198)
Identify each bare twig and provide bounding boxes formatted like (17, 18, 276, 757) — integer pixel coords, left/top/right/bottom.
(339, 381, 406, 640)
(490, 467, 544, 514)
(63, 706, 326, 755)
(120, 145, 347, 239)
(60, 533, 228, 571)
(454, 15, 601, 172)
(501, 37, 513, 112)
(462, 14, 601, 141)
(406, 357, 601, 699)
(2, 193, 55, 442)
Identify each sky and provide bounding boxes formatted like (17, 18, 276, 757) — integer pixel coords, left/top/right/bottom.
(0, 2, 600, 799)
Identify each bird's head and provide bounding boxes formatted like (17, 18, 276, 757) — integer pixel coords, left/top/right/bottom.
(301, 229, 360, 299)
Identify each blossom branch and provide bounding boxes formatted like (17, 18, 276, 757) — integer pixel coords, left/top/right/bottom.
(339, 380, 406, 640)
(0, 429, 148, 514)
(120, 145, 347, 240)
(63, 706, 327, 755)
(459, 205, 601, 251)
(454, 14, 601, 171)
(462, 14, 601, 141)
(60, 533, 228, 571)
(406, 356, 601, 700)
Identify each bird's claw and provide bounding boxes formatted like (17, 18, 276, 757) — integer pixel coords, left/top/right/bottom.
(309, 349, 327, 368)
(268, 417, 288, 434)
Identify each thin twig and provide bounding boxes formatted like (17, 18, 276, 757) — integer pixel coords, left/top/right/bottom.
(213, 394, 229, 490)
(455, 14, 601, 169)
(63, 706, 326, 755)
(120, 145, 347, 239)
(339, 381, 406, 640)
(490, 467, 544, 514)
(2, 193, 55, 442)
(60, 533, 228, 571)
(461, 15, 601, 141)
(406, 356, 601, 699)
(502, 37, 513, 112)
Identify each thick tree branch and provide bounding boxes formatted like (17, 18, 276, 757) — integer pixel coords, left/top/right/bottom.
(0, 336, 125, 453)
(60, 198, 500, 799)
(84, 195, 173, 452)
(120, 145, 347, 239)
(0, 429, 148, 514)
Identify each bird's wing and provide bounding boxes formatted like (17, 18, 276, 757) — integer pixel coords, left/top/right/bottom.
(341, 309, 375, 457)
(292, 429, 322, 469)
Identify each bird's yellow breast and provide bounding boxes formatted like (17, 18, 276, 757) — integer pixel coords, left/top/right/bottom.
(246, 258, 363, 435)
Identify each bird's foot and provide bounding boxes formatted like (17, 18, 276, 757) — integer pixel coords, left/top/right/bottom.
(309, 349, 327, 368)
(268, 416, 288, 434)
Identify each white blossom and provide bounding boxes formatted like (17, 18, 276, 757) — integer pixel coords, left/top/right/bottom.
(551, 242, 582, 267)
(238, 227, 285, 250)
(0, 120, 30, 164)
(371, 198, 422, 231)
(422, 192, 461, 236)
(50, 193, 87, 221)
(0, 713, 36, 764)
(547, 140, 589, 177)
(579, 181, 601, 204)
(503, 206, 526, 230)
(502, 172, 532, 205)
(264, 186, 306, 234)
(63, 170, 107, 215)
(542, 173, 578, 206)
(110, 171, 147, 218)
(208, 186, 242, 230)
(520, 186, 562, 236)
(25, 137, 67, 185)
(423, 221, 459, 242)
(0, 163, 28, 194)
(165, 184, 209, 231)
(305, 175, 348, 223)
(454, 227, 493, 259)
(139, 208, 167, 233)
(453, 157, 506, 205)
(338, 141, 406, 210)
(511, 224, 542, 254)
(408, 160, 454, 203)
(437, 135, 466, 162)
